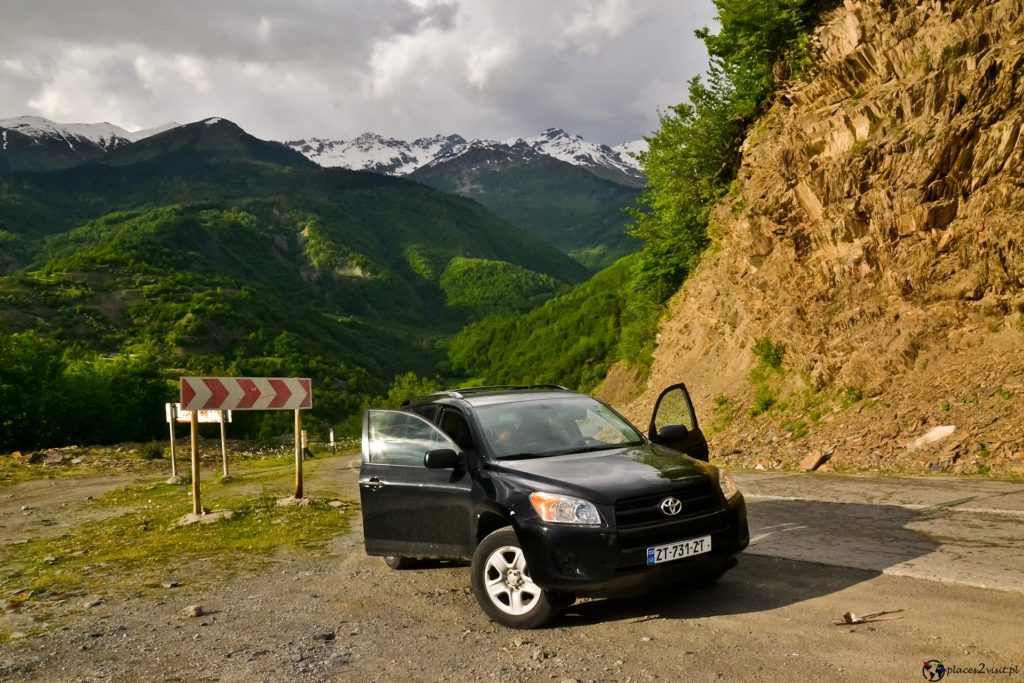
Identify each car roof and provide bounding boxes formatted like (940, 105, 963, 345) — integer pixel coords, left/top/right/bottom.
(401, 385, 584, 409)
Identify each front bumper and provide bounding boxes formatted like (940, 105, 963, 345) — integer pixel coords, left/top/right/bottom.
(516, 493, 749, 594)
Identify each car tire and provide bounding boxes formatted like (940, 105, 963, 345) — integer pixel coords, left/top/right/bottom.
(471, 527, 563, 629)
(384, 556, 416, 570)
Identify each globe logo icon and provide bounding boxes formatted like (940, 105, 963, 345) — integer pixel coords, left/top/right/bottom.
(923, 660, 947, 681)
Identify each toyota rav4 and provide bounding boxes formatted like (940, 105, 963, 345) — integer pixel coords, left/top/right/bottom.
(359, 384, 748, 628)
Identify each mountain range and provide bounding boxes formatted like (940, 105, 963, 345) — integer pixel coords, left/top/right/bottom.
(0, 116, 647, 269)
(0, 116, 591, 444)
(1, 116, 646, 184)
(0, 116, 178, 172)
(284, 128, 647, 188)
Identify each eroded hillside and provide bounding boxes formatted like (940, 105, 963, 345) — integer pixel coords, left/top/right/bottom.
(616, 0, 1024, 475)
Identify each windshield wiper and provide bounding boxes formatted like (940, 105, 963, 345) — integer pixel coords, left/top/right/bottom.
(497, 451, 562, 460)
(557, 441, 645, 455)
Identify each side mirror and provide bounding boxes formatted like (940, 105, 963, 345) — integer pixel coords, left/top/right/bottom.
(424, 448, 460, 469)
(656, 424, 689, 442)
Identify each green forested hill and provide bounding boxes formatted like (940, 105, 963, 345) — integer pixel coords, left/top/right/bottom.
(443, 0, 834, 393)
(447, 256, 635, 391)
(409, 145, 640, 270)
(0, 119, 586, 449)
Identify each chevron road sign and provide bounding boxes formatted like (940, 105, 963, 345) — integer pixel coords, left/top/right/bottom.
(179, 377, 312, 412)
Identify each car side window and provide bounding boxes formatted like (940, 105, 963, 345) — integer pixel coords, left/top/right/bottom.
(652, 387, 697, 433)
(364, 410, 453, 467)
(408, 404, 441, 424)
(440, 409, 476, 452)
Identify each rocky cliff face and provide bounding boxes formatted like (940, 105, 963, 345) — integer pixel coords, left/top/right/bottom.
(615, 0, 1024, 475)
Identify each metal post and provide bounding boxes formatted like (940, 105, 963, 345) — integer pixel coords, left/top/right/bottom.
(294, 409, 303, 499)
(220, 410, 229, 478)
(330, 428, 335, 455)
(190, 411, 202, 515)
(168, 407, 178, 479)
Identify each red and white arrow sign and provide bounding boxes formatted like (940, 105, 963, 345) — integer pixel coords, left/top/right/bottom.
(180, 377, 312, 412)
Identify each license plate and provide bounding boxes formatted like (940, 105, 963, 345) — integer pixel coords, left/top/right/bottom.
(646, 535, 711, 566)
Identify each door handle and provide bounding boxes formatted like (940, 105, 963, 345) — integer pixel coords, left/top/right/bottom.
(361, 476, 384, 492)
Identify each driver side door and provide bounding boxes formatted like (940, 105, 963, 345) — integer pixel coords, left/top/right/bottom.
(648, 383, 710, 461)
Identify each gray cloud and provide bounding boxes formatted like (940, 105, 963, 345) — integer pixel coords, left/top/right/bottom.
(0, 0, 717, 144)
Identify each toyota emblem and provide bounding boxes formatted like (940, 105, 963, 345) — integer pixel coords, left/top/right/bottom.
(659, 497, 682, 516)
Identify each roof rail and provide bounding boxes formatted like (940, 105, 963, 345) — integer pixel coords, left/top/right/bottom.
(400, 384, 570, 407)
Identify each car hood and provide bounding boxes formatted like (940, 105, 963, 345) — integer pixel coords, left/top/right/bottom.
(489, 443, 716, 504)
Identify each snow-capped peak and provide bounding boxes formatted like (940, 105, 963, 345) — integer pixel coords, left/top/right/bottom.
(515, 128, 643, 181)
(0, 115, 132, 150)
(612, 139, 648, 171)
(0, 115, 179, 149)
(285, 132, 471, 175)
(286, 128, 646, 184)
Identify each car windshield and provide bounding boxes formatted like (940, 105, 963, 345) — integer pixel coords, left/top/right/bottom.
(476, 396, 644, 459)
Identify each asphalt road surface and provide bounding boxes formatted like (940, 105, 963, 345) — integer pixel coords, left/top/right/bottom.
(737, 471, 1024, 593)
(2, 460, 1022, 682)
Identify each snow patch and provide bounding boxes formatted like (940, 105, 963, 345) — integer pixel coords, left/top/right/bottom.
(613, 139, 648, 170)
(286, 128, 646, 183)
(0, 115, 133, 150)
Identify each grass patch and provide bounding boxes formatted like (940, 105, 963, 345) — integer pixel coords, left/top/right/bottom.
(708, 394, 739, 437)
(998, 387, 1014, 400)
(0, 456, 136, 487)
(0, 457, 355, 610)
(782, 418, 809, 440)
(750, 385, 777, 416)
(840, 385, 863, 409)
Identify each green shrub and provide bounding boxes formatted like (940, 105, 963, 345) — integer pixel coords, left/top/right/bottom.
(841, 385, 863, 409)
(752, 335, 786, 369)
(138, 442, 165, 460)
(709, 394, 739, 436)
(783, 418, 809, 439)
(750, 386, 777, 416)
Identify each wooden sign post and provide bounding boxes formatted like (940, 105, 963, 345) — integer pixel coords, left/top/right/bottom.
(165, 403, 179, 480)
(294, 410, 303, 499)
(220, 410, 229, 479)
(190, 410, 201, 515)
(179, 377, 313, 512)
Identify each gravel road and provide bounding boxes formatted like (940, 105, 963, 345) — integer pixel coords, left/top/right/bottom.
(2, 456, 1022, 682)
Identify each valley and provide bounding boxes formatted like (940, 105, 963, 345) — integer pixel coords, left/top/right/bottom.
(1, 0, 1022, 480)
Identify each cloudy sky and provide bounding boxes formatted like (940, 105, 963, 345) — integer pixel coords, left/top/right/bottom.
(0, 0, 717, 145)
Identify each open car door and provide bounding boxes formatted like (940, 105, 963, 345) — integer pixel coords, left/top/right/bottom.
(647, 383, 710, 461)
(359, 410, 474, 559)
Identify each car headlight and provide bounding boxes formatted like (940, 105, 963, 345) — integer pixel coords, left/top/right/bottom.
(529, 492, 602, 526)
(718, 471, 740, 501)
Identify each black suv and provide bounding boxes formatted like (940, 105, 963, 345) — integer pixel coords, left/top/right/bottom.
(359, 384, 748, 628)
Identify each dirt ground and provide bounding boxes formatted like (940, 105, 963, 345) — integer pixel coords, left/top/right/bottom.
(0, 475, 139, 542)
(2, 454, 1023, 682)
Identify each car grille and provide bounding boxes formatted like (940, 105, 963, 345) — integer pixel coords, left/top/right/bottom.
(615, 483, 721, 530)
(613, 482, 730, 568)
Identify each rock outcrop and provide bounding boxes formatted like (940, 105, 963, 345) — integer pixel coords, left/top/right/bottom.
(618, 0, 1024, 475)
